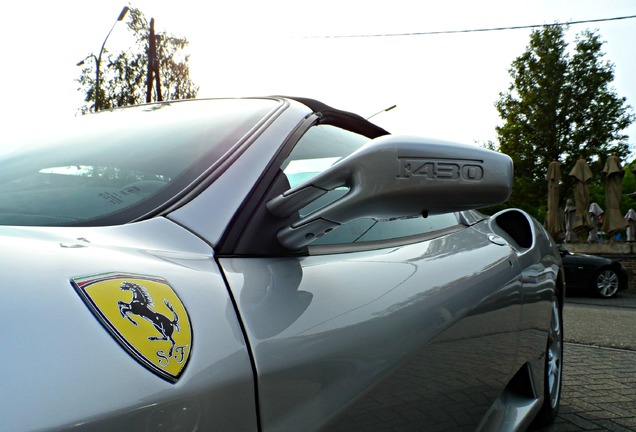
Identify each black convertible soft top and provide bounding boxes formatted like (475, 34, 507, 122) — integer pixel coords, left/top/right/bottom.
(282, 96, 391, 139)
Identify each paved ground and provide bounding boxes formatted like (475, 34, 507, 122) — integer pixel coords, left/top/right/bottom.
(565, 289, 636, 351)
(532, 344, 636, 431)
(530, 290, 636, 431)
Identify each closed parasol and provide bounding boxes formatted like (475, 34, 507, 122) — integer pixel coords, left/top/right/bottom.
(587, 202, 604, 242)
(625, 209, 636, 241)
(602, 154, 628, 238)
(568, 156, 593, 240)
(564, 199, 577, 243)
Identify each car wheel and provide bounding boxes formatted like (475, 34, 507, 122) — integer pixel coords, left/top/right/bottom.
(596, 268, 620, 298)
(532, 296, 563, 427)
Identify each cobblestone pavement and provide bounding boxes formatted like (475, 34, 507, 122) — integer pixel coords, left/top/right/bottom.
(530, 290, 636, 431)
(531, 343, 636, 432)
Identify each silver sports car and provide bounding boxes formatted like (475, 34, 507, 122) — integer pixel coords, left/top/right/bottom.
(1, 97, 563, 431)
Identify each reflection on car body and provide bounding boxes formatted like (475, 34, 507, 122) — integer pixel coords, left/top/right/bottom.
(0, 97, 564, 431)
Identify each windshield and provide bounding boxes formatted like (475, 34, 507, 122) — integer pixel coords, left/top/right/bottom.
(0, 99, 280, 226)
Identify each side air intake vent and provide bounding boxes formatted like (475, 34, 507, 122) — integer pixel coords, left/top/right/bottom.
(493, 210, 533, 249)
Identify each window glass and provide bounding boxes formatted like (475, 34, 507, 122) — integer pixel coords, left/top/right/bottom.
(345, 213, 459, 243)
(0, 99, 279, 226)
(281, 125, 459, 246)
(282, 124, 369, 186)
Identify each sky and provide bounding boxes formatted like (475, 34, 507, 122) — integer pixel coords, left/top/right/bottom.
(2, 1, 636, 151)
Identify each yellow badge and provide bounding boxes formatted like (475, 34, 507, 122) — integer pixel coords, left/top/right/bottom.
(72, 273, 192, 382)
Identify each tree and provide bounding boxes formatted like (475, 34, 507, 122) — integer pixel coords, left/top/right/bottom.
(567, 30, 633, 167)
(77, 7, 198, 114)
(495, 24, 633, 220)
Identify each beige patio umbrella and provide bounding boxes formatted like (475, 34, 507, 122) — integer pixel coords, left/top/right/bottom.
(602, 154, 628, 239)
(587, 203, 604, 242)
(564, 199, 577, 243)
(568, 156, 593, 241)
(545, 158, 562, 239)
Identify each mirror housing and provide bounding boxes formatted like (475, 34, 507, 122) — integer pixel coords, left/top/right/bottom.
(267, 135, 513, 250)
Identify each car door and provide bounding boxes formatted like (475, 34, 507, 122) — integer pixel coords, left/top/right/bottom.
(217, 121, 524, 431)
(559, 249, 587, 289)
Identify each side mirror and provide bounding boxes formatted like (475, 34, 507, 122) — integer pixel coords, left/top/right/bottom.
(267, 135, 513, 250)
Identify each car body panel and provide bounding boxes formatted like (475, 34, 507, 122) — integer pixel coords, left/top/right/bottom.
(1, 218, 257, 431)
(220, 218, 556, 431)
(516, 217, 563, 410)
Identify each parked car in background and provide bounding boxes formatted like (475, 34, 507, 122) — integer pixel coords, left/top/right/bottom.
(0, 97, 564, 431)
(560, 247, 628, 298)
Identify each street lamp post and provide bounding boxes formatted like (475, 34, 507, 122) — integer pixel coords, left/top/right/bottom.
(77, 6, 129, 112)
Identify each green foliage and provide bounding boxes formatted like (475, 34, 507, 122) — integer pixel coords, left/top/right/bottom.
(620, 161, 636, 214)
(77, 7, 198, 114)
(495, 24, 634, 219)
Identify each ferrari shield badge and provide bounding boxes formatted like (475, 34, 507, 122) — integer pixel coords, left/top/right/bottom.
(72, 272, 192, 382)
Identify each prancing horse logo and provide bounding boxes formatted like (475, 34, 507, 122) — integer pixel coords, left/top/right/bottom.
(118, 281, 180, 358)
(72, 272, 192, 383)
